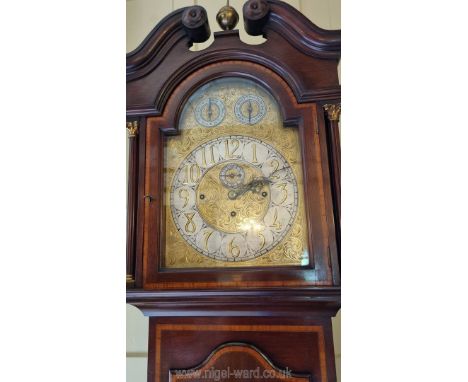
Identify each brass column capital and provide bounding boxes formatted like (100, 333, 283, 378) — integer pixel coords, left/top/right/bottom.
(126, 121, 139, 138)
(323, 104, 341, 122)
(126, 274, 135, 286)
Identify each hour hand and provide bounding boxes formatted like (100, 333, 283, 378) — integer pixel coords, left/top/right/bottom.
(248, 177, 272, 192)
(228, 178, 270, 200)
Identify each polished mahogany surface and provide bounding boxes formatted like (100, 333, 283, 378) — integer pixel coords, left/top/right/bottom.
(127, 1, 340, 381)
(150, 317, 337, 382)
(140, 61, 338, 290)
(168, 342, 311, 382)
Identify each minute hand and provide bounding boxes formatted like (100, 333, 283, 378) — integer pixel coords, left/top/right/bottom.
(229, 178, 271, 200)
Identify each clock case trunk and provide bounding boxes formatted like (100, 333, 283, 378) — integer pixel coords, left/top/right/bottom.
(127, 1, 340, 381)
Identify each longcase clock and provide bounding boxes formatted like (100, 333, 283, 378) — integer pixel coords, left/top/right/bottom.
(126, 1, 341, 381)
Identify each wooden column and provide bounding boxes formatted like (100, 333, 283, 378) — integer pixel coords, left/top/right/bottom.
(126, 121, 139, 287)
(323, 104, 341, 263)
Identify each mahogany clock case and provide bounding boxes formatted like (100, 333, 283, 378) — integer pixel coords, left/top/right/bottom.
(126, 0, 341, 291)
(126, 1, 341, 381)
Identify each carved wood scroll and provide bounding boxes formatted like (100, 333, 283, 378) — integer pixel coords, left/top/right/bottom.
(169, 343, 310, 382)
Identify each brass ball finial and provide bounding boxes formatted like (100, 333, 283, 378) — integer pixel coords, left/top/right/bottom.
(216, 1, 239, 31)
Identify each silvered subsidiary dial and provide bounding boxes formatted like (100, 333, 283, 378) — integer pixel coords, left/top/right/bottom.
(194, 97, 226, 127)
(219, 163, 245, 189)
(234, 94, 266, 125)
(170, 135, 298, 262)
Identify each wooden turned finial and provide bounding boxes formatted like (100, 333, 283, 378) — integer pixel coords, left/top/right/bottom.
(243, 0, 270, 36)
(182, 6, 211, 43)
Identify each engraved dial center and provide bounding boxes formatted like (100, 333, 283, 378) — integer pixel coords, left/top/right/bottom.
(196, 160, 270, 234)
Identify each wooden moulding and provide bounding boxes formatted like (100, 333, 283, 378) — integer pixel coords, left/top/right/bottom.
(126, 287, 340, 317)
(126, 0, 341, 117)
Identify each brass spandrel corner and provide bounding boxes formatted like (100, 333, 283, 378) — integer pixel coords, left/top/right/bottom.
(323, 104, 341, 122)
(126, 121, 139, 138)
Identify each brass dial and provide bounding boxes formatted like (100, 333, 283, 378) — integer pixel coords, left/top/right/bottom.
(164, 78, 309, 268)
(170, 134, 298, 262)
